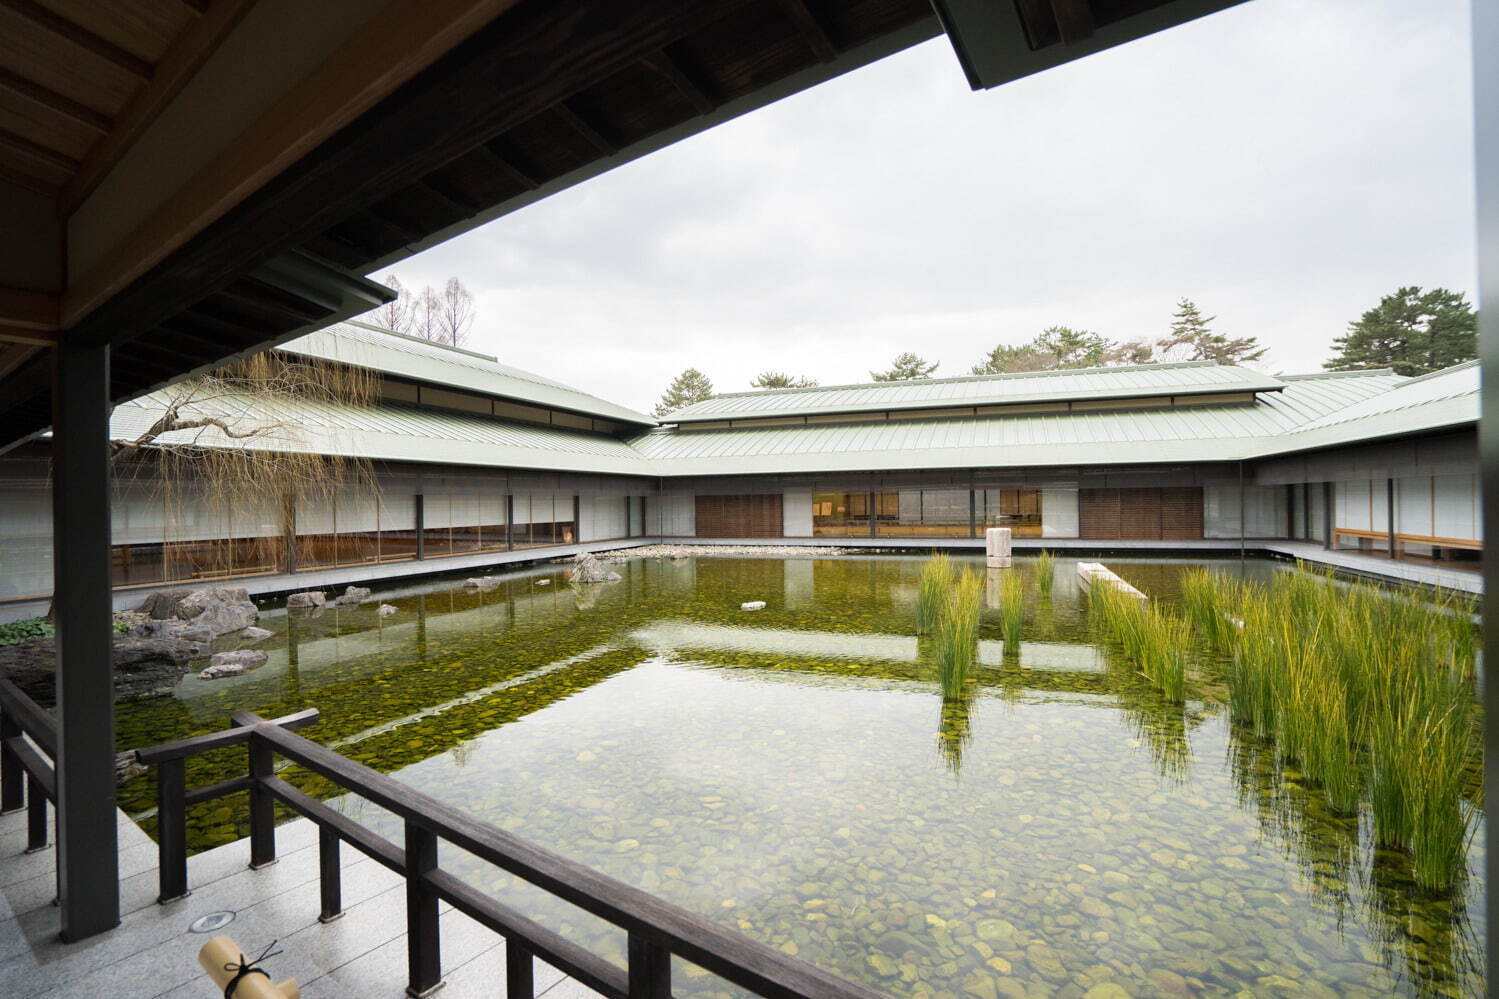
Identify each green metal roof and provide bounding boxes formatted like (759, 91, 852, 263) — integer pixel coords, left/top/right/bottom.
(106, 352, 1475, 479)
(663, 362, 1285, 422)
(109, 393, 649, 477)
(281, 322, 657, 427)
(630, 368, 1473, 475)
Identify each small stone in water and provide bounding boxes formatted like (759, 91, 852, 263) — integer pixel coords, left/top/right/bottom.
(741, 600, 766, 610)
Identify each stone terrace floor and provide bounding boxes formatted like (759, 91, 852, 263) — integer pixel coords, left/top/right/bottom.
(0, 807, 599, 998)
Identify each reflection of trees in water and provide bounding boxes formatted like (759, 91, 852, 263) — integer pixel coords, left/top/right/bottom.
(1227, 725, 1482, 998)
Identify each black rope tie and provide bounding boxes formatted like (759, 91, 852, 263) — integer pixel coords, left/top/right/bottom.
(222, 939, 282, 998)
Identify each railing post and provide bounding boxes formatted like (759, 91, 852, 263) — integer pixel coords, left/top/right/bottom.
(25, 775, 46, 853)
(0, 707, 21, 814)
(319, 826, 343, 922)
(247, 733, 276, 869)
(627, 933, 670, 999)
(505, 940, 534, 999)
(156, 757, 189, 902)
(404, 820, 443, 997)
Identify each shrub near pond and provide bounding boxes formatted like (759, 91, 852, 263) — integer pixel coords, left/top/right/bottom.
(1033, 549, 1056, 599)
(998, 570, 1024, 651)
(1088, 581, 1187, 704)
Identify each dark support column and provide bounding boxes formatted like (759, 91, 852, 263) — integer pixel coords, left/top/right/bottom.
(868, 490, 876, 538)
(969, 490, 977, 539)
(1474, 2, 1497, 990)
(414, 494, 425, 560)
(52, 341, 119, 942)
(506, 495, 515, 551)
(506, 941, 534, 999)
(1323, 483, 1335, 551)
(155, 757, 188, 902)
(247, 735, 276, 869)
(627, 932, 671, 999)
(319, 826, 343, 922)
(404, 820, 442, 996)
(1386, 479, 1397, 560)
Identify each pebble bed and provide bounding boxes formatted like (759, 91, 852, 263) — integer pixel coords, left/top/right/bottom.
(112, 555, 1483, 999)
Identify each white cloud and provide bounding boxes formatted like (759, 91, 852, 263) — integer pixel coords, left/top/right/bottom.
(378, 0, 1476, 412)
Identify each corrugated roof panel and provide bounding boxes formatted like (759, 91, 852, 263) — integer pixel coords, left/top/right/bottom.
(281, 322, 656, 426)
(664, 361, 1286, 421)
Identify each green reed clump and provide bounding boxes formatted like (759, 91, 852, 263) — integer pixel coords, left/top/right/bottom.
(999, 570, 1025, 650)
(933, 570, 982, 698)
(915, 554, 955, 633)
(1033, 549, 1056, 599)
(1180, 567, 1240, 650)
(1089, 581, 1188, 702)
(1200, 567, 1480, 890)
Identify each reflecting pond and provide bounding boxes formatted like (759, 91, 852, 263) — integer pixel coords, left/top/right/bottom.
(114, 555, 1486, 998)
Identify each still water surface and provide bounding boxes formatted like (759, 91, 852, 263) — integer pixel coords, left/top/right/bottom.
(115, 555, 1485, 998)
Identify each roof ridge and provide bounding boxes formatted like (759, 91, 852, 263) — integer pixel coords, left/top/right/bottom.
(707, 360, 1231, 400)
(1279, 368, 1398, 381)
(340, 320, 500, 363)
(1391, 359, 1480, 387)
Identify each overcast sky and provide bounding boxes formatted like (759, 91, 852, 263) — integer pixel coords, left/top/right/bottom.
(375, 0, 1476, 416)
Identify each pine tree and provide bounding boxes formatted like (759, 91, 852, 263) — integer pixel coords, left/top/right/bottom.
(653, 368, 715, 418)
(971, 327, 1148, 374)
(871, 352, 939, 381)
(1156, 298, 1265, 365)
(750, 371, 818, 389)
(1326, 286, 1477, 376)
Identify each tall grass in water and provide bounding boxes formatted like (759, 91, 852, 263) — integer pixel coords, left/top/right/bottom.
(915, 554, 954, 633)
(998, 570, 1024, 650)
(1089, 582, 1188, 703)
(933, 570, 982, 698)
(1180, 567, 1239, 650)
(1033, 549, 1056, 599)
(1205, 568, 1480, 891)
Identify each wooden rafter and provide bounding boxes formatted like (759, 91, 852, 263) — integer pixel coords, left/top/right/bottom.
(0, 0, 154, 79)
(643, 48, 716, 115)
(0, 324, 57, 347)
(0, 66, 113, 134)
(413, 176, 482, 214)
(475, 142, 540, 191)
(778, 0, 838, 62)
(60, 0, 260, 216)
(0, 126, 80, 173)
(554, 101, 616, 155)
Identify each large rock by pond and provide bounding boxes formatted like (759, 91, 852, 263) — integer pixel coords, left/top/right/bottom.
(133, 585, 258, 639)
(568, 552, 622, 584)
(286, 590, 327, 609)
(200, 649, 267, 679)
(0, 635, 200, 705)
(333, 585, 371, 606)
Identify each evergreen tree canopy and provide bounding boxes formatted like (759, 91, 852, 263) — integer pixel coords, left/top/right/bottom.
(1326, 286, 1477, 376)
(971, 327, 1155, 375)
(870, 352, 939, 381)
(1155, 298, 1266, 365)
(653, 368, 714, 418)
(750, 371, 818, 389)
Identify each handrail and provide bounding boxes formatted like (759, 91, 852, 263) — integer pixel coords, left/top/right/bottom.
(135, 706, 890, 999)
(0, 677, 57, 853)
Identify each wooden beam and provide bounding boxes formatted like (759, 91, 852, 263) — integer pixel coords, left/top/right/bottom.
(60, 0, 259, 217)
(643, 48, 715, 115)
(0, 67, 113, 135)
(475, 142, 540, 190)
(778, 0, 837, 62)
(554, 101, 615, 155)
(1048, 0, 1095, 44)
(413, 176, 481, 214)
(0, 324, 57, 347)
(63, 0, 528, 326)
(0, 287, 61, 331)
(0, 160, 60, 198)
(0, 0, 154, 80)
(0, 342, 39, 379)
(0, 127, 80, 174)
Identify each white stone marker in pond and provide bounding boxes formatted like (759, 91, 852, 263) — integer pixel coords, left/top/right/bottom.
(985, 527, 1012, 569)
(741, 600, 766, 611)
(1074, 561, 1147, 600)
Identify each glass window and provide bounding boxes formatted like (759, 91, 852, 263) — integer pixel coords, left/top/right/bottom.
(512, 493, 576, 548)
(295, 490, 416, 569)
(979, 489, 1042, 538)
(874, 489, 971, 537)
(812, 492, 871, 537)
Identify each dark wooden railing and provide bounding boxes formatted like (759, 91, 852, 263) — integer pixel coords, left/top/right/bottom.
(137, 708, 890, 999)
(0, 678, 58, 854)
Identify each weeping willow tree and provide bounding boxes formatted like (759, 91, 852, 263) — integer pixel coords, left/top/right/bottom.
(110, 351, 379, 581)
